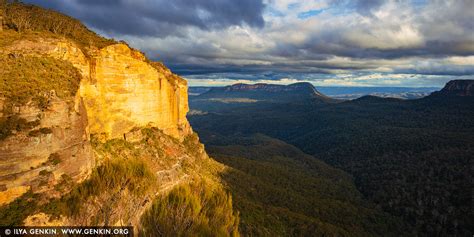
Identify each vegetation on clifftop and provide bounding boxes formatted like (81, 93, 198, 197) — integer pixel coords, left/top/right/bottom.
(0, 55, 81, 139)
(0, 1, 115, 49)
(140, 181, 239, 237)
(0, 56, 81, 106)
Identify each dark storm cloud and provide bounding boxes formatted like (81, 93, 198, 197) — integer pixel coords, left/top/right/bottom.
(24, 0, 265, 36)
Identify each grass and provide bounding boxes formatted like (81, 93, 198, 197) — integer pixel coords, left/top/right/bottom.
(0, 55, 80, 140)
(140, 180, 240, 237)
(0, 56, 81, 107)
(43, 156, 155, 218)
(0, 190, 39, 226)
(42, 137, 156, 219)
(183, 132, 203, 156)
(0, 126, 231, 232)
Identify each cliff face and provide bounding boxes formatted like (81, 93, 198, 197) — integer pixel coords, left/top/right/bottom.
(82, 44, 190, 139)
(222, 82, 319, 93)
(431, 80, 474, 97)
(0, 3, 239, 233)
(5, 39, 191, 139)
(0, 38, 192, 206)
(0, 94, 94, 205)
(198, 82, 332, 102)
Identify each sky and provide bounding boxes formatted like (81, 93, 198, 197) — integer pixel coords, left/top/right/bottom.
(26, 0, 474, 87)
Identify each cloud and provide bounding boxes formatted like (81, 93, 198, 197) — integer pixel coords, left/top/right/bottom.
(24, 0, 266, 36)
(24, 0, 474, 86)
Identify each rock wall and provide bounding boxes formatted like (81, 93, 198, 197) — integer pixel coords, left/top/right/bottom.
(0, 95, 94, 204)
(4, 39, 191, 140)
(80, 44, 191, 139)
(0, 38, 192, 205)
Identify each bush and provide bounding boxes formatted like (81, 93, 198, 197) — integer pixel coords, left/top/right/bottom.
(0, 115, 39, 140)
(0, 56, 81, 106)
(0, 190, 38, 226)
(47, 153, 61, 165)
(183, 133, 202, 156)
(44, 155, 155, 218)
(140, 181, 239, 237)
(1, 1, 115, 50)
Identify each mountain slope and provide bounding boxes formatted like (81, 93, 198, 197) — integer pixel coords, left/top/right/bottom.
(200, 133, 407, 236)
(0, 2, 238, 235)
(429, 79, 473, 97)
(189, 81, 474, 236)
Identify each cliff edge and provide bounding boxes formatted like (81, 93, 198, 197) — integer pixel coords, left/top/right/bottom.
(430, 80, 474, 97)
(0, 3, 239, 235)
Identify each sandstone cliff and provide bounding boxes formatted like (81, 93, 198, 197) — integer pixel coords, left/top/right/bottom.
(0, 36, 192, 206)
(0, 4, 239, 234)
(4, 39, 191, 139)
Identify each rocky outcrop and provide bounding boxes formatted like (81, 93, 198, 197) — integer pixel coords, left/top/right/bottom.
(80, 44, 191, 139)
(0, 94, 94, 205)
(0, 37, 192, 206)
(431, 80, 474, 97)
(4, 39, 191, 140)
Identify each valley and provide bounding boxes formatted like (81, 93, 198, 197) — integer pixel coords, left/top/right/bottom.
(189, 80, 474, 236)
(0, 1, 472, 236)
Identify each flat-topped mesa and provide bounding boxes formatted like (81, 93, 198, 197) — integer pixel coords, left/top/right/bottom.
(224, 82, 319, 93)
(199, 82, 331, 102)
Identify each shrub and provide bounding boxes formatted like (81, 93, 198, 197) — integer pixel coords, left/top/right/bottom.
(39, 170, 51, 176)
(48, 153, 61, 165)
(140, 181, 240, 237)
(0, 56, 81, 106)
(44, 156, 155, 218)
(0, 116, 39, 139)
(0, 190, 38, 226)
(28, 128, 52, 137)
(1, 1, 115, 50)
(183, 133, 202, 156)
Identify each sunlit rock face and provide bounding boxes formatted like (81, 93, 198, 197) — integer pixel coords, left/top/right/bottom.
(80, 44, 191, 139)
(0, 39, 192, 205)
(0, 95, 94, 205)
(5, 39, 191, 140)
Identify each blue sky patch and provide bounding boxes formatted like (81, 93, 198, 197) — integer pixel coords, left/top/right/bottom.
(298, 9, 324, 19)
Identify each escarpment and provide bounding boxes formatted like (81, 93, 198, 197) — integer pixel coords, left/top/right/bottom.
(4, 39, 191, 139)
(0, 36, 192, 206)
(0, 3, 239, 234)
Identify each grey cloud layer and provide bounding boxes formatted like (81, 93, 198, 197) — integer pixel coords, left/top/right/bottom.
(24, 0, 474, 85)
(26, 0, 265, 36)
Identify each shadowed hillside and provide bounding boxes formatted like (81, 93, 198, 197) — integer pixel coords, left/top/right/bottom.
(189, 80, 474, 236)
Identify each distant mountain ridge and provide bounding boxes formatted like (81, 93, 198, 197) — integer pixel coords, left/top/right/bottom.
(189, 79, 474, 236)
(197, 82, 332, 102)
(430, 80, 473, 97)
